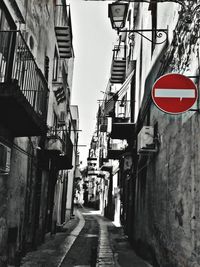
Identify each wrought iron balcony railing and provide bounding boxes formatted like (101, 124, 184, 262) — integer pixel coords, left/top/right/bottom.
(0, 30, 48, 120)
(113, 45, 127, 60)
(107, 138, 129, 160)
(46, 125, 73, 169)
(47, 125, 67, 149)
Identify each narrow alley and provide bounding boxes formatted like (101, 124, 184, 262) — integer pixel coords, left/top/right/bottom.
(21, 207, 152, 267)
(1, 0, 200, 266)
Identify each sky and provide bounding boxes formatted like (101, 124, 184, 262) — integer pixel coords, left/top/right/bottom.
(68, 0, 116, 165)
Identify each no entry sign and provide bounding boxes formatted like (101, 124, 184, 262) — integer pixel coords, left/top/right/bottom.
(151, 73, 198, 114)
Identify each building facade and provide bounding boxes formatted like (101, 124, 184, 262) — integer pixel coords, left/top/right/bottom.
(88, 1, 200, 266)
(0, 0, 78, 266)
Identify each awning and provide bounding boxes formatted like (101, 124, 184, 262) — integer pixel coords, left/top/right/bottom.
(104, 69, 135, 115)
(104, 97, 116, 116)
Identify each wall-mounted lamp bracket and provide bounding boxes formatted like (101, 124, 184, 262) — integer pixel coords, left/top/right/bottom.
(108, 2, 168, 44)
(121, 28, 168, 45)
(109, 1, 200, 27)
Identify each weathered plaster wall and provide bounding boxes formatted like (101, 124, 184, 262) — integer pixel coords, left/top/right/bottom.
(0, 0, 58, 263)
(0, 0, 75, 265)
(6, 138, 30, 264)
(134, 108, 200, 267)
(133, 2, 200, 266)
(133, 2, 180, 122)
(0, 172, 8, 266)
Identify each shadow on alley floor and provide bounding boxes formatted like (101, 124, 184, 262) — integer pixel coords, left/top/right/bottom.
(21, 206, 153, 267)
(21, 209, 81, 267)
(106, 225, 153, 267)
(94, 211, 152, 267)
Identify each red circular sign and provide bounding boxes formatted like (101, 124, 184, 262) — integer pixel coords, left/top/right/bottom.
(152, 73, 198, 114)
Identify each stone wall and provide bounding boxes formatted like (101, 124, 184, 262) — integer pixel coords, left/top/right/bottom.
(134, 106, 200, 266)
(132, 2, 200, 266)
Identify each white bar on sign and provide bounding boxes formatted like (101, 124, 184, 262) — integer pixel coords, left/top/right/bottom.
(155, 88, 196, 98)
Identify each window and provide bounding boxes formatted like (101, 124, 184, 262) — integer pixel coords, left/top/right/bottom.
(53, 112, 58, 128)
(68, 121, 71, 136)
(0, 6, 12, 82)
(44, 56, 49, 82)
(53, 48, 58, 81)
(127, 10, 132, 31)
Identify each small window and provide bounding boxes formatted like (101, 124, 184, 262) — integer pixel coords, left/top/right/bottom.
(127, 10, 132, 30)
(68, 121, 71, 136)
(53, 48, 58, 81)
(53, 112, 58, 128)
(44, 56, 49, 82)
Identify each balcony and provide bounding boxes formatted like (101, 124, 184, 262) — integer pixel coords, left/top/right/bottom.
(110, 45, 126, 84)
(110, 117, 135, 140)
(54, 5, 73, 58)
(46, 126, 73, 170)
(0, 31, 48, 137)
(46, 126, 65, 152)
(107, 139, 126, 160)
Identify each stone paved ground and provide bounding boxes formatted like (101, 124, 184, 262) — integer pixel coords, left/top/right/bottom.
(95, 217, 115, 267)
(60, 209, 99, 267)
(20, 207, 153, 267)
(95, 215, 153, 267)
(21, 208, 83, 267)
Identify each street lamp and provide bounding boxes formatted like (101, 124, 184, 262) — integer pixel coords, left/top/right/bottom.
(108, 2, 129, 30)
(108, 2, 168, 45)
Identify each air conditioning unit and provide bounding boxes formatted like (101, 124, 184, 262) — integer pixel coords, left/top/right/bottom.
(0, 142, 11, 174)
(137, 126, 157, 154)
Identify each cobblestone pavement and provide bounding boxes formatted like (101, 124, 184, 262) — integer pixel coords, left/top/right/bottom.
(21, 208, 83, 267)
(21, 207, 153, 267)
(95, 215, 152, 267)
(96, 221, 115, 267)
(60, 208, 99, 266)
(60, 208, 152, 267)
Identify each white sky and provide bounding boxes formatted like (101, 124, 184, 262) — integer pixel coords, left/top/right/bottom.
(68, 0, 116, 165)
